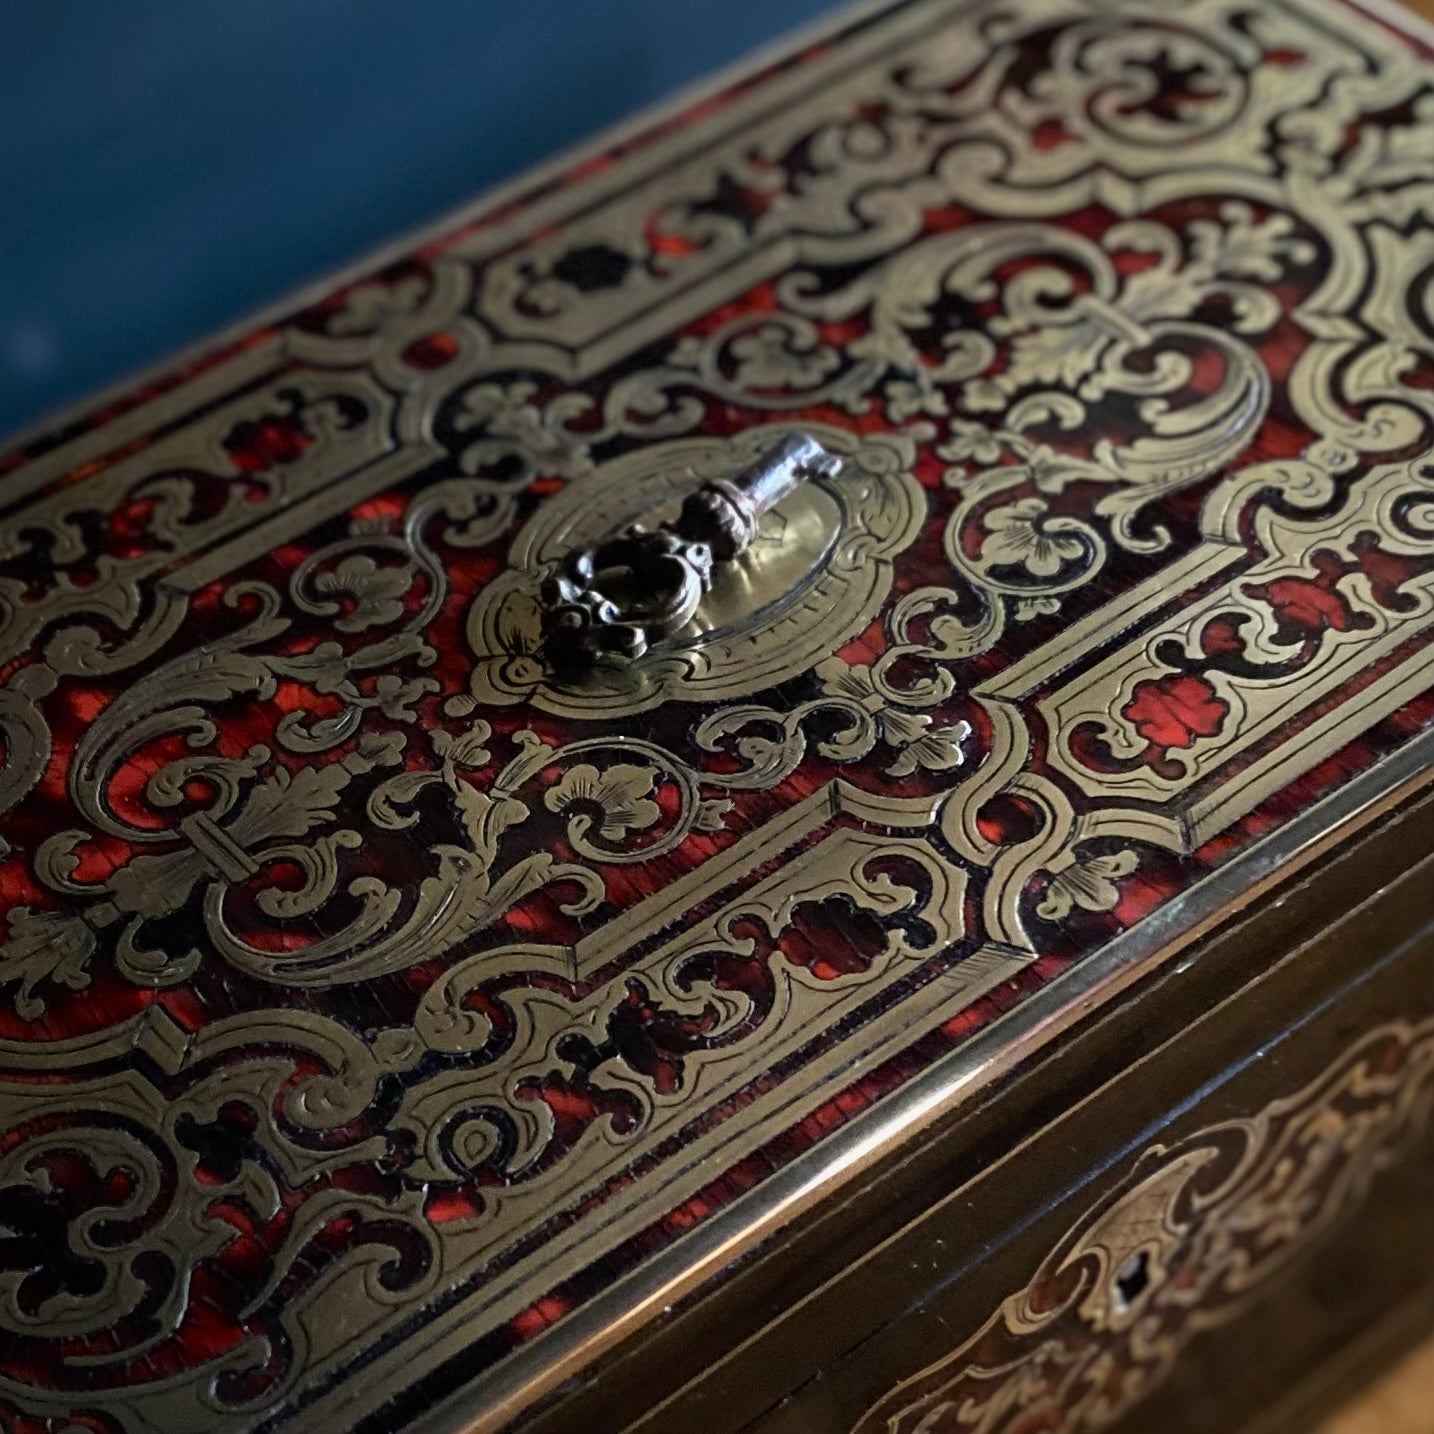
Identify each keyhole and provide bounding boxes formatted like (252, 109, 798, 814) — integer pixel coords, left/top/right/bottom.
(1113, 1250, 1151, 1312)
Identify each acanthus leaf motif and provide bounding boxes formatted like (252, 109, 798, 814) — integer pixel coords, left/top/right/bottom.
(0, 907, 96, 1019)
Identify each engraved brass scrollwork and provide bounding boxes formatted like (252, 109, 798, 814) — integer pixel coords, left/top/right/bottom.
(1, 0, 1433, 1429)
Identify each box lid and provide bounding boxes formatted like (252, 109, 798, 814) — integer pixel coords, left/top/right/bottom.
(3, 0, 1434, 1430)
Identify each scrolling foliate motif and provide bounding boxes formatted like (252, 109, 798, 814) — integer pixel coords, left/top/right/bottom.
(851, 1017, 1434, 1434)
(1041, 454, 1434, 838)
(2, 0, 1434, 1430)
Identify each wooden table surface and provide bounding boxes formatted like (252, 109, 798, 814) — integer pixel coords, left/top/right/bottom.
(1316, 1332, 1434, 1434)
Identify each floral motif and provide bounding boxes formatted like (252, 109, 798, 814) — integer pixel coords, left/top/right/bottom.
(455, 380, 595, 479)
(313, 555, 415, 632)
(325, 273, 429, 336)
(997, 316, 1109, 395)
(1186, 202, 1317, 286)
(816, 658, 970, 777)
(1037, 849, 1139, 921)
(1245, 570, 1363, 636)
(0, 907, 95, 1019)
(370, 671, 439, 722)
(430, 722, 493, 770)
(879, 708, 970, 778)
(884, 373, 950, 422)
(729, 321, 841, 391)
(1122, 674, 1229, 750)
(937, 199, 1310, 448)
(545, 763, 663, 843)
(960, 376, 1009, 413)
(980, 498, 1085, 578)
(938, 421, 1006, 467)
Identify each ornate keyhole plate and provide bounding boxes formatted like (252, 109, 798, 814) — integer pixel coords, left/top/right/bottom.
(465, 423, 924, 716)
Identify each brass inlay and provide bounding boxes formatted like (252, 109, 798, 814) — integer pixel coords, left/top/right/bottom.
(0, 0, 1433, 1431)
(852, 1017, 1434, 1434)
(467, 423, 924, 715)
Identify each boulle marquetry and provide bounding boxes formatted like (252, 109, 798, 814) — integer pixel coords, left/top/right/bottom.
(2, 1, 1434, 1432)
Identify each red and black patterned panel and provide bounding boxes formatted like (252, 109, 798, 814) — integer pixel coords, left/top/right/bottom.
(2, 0, 1434, 1429)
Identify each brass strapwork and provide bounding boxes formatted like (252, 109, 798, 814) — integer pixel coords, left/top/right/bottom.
(539, 432, 843, 668)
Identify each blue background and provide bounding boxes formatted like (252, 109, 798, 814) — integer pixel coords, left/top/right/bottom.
(0, 0, 835, 441)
